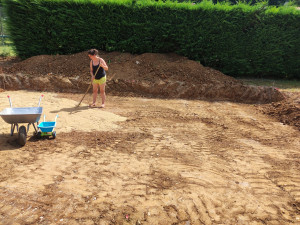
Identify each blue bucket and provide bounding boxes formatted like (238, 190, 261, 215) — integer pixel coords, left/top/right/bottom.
(38, 121, 56, 133)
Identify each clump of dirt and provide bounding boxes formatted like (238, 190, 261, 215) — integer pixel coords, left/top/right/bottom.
(0, 51, 284, 104)
(259, 92, 300, 130)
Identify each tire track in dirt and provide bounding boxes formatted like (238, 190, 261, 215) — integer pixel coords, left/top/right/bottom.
(0, 94, 299, 224)
(112, 97, 300, 224)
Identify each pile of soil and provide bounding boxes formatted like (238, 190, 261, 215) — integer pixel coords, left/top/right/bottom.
(0, 51, 284, 104)
(0, 51, 298, 129)
(259, 92, 300, 130)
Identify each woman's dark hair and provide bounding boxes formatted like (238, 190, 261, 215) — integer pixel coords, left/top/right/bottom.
(88, 49, 98, 56)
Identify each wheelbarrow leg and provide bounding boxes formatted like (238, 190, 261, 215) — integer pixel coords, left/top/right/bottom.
(26, 123, 38, 135)
(10, 123, 18, 136)
(31, 123, 38, 134)
(10, 124, 14, 136)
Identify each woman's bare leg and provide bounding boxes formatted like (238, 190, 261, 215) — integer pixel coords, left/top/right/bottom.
(100, 83, 106, 107)
(92, 83, 98, 106)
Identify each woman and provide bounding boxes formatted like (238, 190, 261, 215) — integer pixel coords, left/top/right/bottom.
(88, 49, 108, 108)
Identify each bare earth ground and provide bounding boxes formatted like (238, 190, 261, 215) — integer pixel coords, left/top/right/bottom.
(0, 53, 299, 224)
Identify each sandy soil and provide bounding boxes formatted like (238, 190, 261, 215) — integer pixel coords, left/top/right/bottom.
(0, 52, 299, 224)
(0, 91, 126, 135)
(0, 90, 299, 224)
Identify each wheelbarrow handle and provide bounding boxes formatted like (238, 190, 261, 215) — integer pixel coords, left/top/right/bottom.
(43, 114, 58, 122)
(54, 114, 59, 122)
(7, 95, 12, 108)
(38, 94, 44, 107)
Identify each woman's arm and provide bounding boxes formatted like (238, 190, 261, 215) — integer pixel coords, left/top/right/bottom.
(90, 61, 95, 80)
(99, 58, 108, 71)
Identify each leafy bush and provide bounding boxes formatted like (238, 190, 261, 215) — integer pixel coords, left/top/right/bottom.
(4, 0, 300, 78)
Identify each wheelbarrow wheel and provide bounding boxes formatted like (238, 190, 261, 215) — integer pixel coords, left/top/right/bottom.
(18, 126, 27, 146)
(52, 131, 56, 139)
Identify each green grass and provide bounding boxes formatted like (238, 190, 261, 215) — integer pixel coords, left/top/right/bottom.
(0, 45, 16, 57)
(238, 78, 300, 92)
(0, 37, 17, 57)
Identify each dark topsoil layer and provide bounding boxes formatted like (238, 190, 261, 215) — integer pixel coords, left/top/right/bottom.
(0, 51, 298, 130)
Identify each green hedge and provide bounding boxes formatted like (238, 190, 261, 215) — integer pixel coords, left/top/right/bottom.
(4, 0, 300, 78)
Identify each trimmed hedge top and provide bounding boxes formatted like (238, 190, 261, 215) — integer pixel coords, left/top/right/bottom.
(4, 0, 300, 78)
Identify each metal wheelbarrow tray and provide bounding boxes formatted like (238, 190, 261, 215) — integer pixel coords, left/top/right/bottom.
(0, 107, 42, 124)
(0, 95, 44, 146)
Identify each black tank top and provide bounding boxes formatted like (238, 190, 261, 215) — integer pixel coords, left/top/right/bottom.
(92, 59, 106, 79)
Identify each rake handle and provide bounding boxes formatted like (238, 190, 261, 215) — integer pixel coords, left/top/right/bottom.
(77, 82, 92, 107)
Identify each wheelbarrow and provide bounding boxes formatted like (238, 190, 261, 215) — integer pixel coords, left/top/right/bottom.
(0, 95, 44, 146)
(37, 114, 58, 139)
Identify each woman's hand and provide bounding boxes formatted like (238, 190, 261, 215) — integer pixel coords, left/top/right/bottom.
(91, 75, 95, 82)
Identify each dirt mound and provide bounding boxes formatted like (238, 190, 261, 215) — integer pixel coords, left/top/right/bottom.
(2, 51, 236, 84)
(259, 92, 300, 130)
(1, 51, 284, 104)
